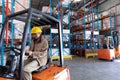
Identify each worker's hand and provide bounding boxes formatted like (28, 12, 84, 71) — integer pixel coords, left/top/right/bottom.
(25, 50, 32, 56)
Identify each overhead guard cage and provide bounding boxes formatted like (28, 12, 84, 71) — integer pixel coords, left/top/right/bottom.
(0, 8, 64, 80)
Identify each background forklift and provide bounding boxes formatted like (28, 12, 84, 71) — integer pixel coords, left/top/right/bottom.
(0, 8, 70, 80)
(98, 31, 120, 61)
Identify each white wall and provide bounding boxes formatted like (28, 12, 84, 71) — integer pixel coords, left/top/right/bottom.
(99, 0, 119, 12)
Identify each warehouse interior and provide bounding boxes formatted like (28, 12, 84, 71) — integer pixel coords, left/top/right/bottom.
(0, 0, 120, 80)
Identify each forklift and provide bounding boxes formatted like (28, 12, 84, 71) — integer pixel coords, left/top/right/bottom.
(113, 31, 120, 58)
(0, 8, 70, 80)
(98, 31, 120, 61)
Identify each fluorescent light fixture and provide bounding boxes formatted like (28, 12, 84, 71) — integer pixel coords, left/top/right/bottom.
(63, 0, 82, 2)
(38, 17, 41, 20)
(63, 0, 71, 2)
(73, 0, 82, 2)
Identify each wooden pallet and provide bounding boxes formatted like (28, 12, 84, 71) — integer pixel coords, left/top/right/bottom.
(85, 53, 98, 59)
(50, 55, 72, 62)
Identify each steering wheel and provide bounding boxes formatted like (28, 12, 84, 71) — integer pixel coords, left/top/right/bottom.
(4, 46, 21, 56)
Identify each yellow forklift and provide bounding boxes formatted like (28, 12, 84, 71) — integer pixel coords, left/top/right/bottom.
(0, 8, 70, 80)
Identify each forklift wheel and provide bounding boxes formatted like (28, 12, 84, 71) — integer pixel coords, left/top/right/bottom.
(111, 57, 115, 61)
(115, 57, 118, 59)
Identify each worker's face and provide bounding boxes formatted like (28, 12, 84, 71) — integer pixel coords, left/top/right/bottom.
(32, 32, 41, 39)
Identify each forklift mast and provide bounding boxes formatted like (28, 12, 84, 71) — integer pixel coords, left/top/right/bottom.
(107, 36, 114, 47)
(113, 31, 119, 49)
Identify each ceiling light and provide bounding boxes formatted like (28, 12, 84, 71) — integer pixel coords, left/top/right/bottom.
(73, 0, 82, 2)
(38, 18, 41, 20)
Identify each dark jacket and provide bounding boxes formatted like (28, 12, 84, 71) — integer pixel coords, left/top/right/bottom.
(29, 36, 48, 66)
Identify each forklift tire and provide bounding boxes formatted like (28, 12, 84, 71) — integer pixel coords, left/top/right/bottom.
(111, 57, 115, 61)
(115, 57, 118, 59)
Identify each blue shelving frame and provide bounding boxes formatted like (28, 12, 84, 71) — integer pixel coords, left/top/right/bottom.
(1, 0, 5, 65)
(0, 0, 31, 65)
(49, 0, 72, 60)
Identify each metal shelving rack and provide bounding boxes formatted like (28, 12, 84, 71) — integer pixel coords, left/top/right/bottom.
(71, 8, 100, 49)
(83, 0, 100, 49)
(110, 12, 113, 37)
(70, 0, 102, 56)
(96, 7, 101, 48)
(49, 0, 72, 61)
(0, 0, 31, 65)
(83, 6, 87, 49)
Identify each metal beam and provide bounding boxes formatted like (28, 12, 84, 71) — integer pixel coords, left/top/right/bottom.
(19, 9, 32, 80)
(32, 8, 59, 23)
(0, 18, 8, 48)
(31, 20, 42, 26)
(59, 0, 64, 67)
(32, 13, 53, 24)
(31, 18, 46, 25)
(1, 0, 5, 65)
(7, 9, 29, 18)
(13, 16, 27, 22)
(15, 0, 26, 9)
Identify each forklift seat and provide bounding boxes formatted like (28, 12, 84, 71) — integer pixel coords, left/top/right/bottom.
(32, 57, 51, 73)
(32, 50, 51, 73)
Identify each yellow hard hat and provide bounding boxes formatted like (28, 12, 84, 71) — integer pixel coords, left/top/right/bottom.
(31, 26, 42, 34)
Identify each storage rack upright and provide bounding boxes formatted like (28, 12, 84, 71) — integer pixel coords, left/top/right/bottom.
(0, 0, 31, 65)
(50, 0, 72, 61)
(70, 0, 103, 56)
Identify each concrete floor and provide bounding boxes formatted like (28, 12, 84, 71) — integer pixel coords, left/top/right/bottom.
(64, 56, 120, 80)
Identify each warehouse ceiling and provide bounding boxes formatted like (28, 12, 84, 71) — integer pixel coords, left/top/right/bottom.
(31, 0, 107, 21)
(31, 0, 56, 10)
(31, 0, 92, 11)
